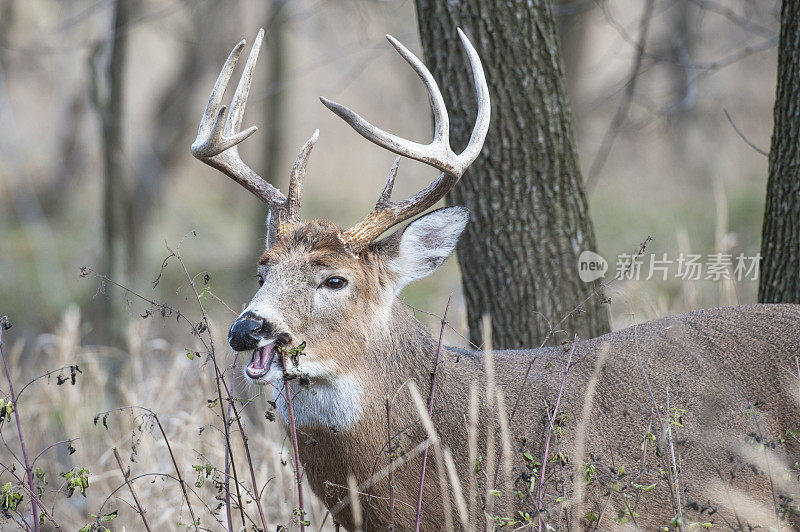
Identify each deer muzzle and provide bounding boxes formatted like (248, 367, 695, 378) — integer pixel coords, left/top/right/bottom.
(228, 315, 266, 352)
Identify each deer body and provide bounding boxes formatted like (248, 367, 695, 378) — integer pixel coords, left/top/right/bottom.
(191, 30, 800, 530)
(262, 222, 800, 531)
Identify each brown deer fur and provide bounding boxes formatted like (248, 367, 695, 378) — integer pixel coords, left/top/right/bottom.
(246, 218, 800, 531)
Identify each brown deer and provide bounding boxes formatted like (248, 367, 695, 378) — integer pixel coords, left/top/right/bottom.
(192, 29, 800, 531)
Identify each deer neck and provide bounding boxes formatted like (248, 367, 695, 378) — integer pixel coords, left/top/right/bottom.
(270, 298, 439, 432)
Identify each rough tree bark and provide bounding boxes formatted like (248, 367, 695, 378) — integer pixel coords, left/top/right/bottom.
(415, 0, 610, 348)
(759, 0, 800, 303)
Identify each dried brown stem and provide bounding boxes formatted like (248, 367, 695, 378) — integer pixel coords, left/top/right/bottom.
(83, 266, 233, 529)
(171, 246, 267, 530)
(281, 356, 306, 532)
(113, 447, 153, 532)
(98, 405, 198, 529)
(2, 465, 60, 529)
(536, 335, 577, 531)
(223, 352, 240, 531)
(385, 396, 396, 531)
(723, 108, 768, 157)
(0, 321, 39, 532)
(413, 294, 452, 531)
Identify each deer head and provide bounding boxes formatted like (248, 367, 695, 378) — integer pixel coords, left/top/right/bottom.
(191, 28, 489, 424)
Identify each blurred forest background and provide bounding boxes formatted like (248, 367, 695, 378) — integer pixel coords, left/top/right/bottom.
(0, 0, 780, 343)
(0, 0, 782, 529)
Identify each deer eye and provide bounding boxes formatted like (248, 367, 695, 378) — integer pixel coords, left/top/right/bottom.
(322, 276, 347, 290)
(257, 274, 265, 287)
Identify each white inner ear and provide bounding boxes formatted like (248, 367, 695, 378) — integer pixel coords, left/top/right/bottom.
(391, 207, 468, 295)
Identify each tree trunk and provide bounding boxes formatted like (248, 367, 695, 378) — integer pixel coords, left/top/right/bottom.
(254, 0, 289, 250)
(0, 0, 14, 72)
(130, 1, 223, 256)
(92, 0, 134, 348)
(554, 0, 593, 111)
(263, 0, 289, 189)
(415, 0, 610, 348)
(759, 0, 800, 303)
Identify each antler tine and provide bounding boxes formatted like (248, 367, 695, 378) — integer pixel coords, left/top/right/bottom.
(320, 39, 454, 173)
(327, 28, 491, 252)
(386, 36, 450, 145)
(285, 129, 320, 227)
(191, 38, 258, 158)
(376, 157, 401, 209)
(191, 29, 291, 216)
(227, 28, 264, 136)
(454, 28, 491, 166)
(320, 29, 490, 178)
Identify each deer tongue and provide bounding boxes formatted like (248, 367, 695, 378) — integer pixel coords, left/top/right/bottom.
(246, 341, 277, 379)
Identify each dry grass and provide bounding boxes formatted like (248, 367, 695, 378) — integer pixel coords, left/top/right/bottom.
(3, 299, 799, 531)
(0, 306, 332, 531)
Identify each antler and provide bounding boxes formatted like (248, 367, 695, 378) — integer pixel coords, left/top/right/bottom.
(191, 28, 318, 235)
(321, 28, 490, 252)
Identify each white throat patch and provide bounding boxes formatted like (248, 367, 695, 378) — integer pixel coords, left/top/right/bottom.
(272, 374, 363, 431)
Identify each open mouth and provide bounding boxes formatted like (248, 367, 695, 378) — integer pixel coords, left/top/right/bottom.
(245, 341, 280, 379)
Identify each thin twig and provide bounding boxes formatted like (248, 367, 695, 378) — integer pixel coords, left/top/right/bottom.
(723, 108, 768, 157)
(385, 396, 395, 531)
(665, 387, 683, 521)
(537, 335, 578, 531)
(632, 322, 679, 522)
(131, 241, 258, 529)
(31, 438, 78, 468)
(414, 294, 452, 532)
(96, 471, 225, 528)
(98, 406, 198, 529)
(593, 491, 614, 531)
(2, 465, 61, 529)
(507, 236, 652, 427)
(324, 481, 416, 510)
(113, 447, 153, 532)
(15, 365, 83, 401)
(223, 352, 240, 532)
(328, 439, 432, 517)
(232, 378, 270, 530)
(282, 355, 306, 532)
(686, 0, 775, 39)
(632, 417, 654, 515)
(149, 411, 199, 528)
(0, 320, 39, 532)
(170, 246, 264, 530)
(586, 0, 655, 188)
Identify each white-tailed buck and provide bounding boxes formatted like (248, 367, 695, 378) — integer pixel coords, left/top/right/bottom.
(193, 29, 800, 531)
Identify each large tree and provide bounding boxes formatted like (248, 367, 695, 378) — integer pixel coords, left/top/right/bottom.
(759, 0, 800, 303)
(92, 0, 134, 349)
(414, 0, 610, 348)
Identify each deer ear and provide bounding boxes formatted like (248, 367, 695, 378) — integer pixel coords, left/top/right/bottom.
(383, 206, 469, 294)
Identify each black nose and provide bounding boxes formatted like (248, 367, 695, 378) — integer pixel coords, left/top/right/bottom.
(229, 312, 266, 351)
